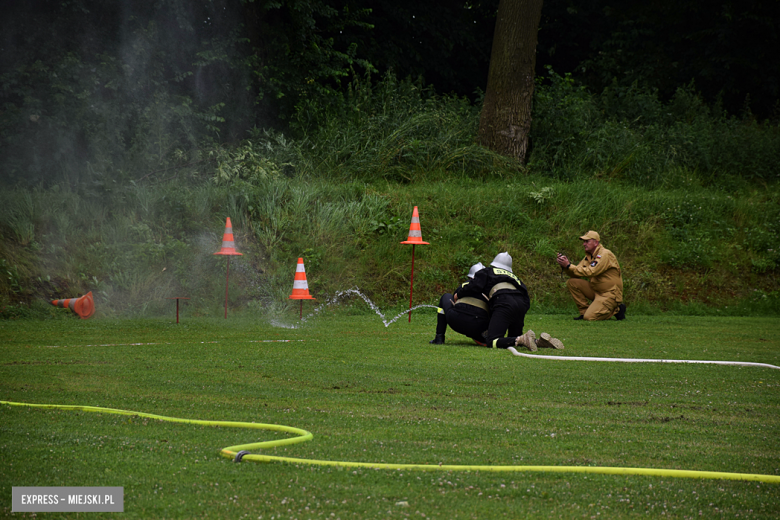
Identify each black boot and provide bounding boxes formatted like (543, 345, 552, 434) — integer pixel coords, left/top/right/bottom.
(573, 315, 584, 320)
(615, 303, 627, 321)
(429, 334, 445, 344)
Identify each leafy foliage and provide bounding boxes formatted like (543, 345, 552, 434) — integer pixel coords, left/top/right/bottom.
(211, 130, 297, 184)
(242, 0, 376, 122)
(0, 0, 253, 187)
(530, 69, 780, 186)
(537, 0, 780, 119)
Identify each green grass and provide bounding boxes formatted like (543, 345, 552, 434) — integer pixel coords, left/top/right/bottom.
(2, 311, 779, 518)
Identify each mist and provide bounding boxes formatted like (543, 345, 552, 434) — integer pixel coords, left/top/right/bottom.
(0, 1, 267, 318)
(0, 0, 254, 189)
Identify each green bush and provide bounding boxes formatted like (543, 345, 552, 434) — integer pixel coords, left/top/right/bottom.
(530, 70, 780, 187)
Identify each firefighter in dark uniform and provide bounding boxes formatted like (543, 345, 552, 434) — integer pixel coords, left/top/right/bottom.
(454, 252, 538, 351)
(429, 262, 490, 346)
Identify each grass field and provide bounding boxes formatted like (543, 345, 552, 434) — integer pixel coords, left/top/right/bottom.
(2, 309, 779, 519)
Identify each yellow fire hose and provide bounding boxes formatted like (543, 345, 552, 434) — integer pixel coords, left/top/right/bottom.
(3, 401, 779, 484)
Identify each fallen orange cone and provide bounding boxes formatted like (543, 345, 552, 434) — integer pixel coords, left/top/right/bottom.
(51, 291, 95, 319)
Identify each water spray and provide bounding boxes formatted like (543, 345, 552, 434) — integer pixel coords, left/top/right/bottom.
(299, 288, 437, 327)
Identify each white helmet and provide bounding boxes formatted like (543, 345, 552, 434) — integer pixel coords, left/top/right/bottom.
(467, 262, 485, 279)
(490, 252, 513, 272)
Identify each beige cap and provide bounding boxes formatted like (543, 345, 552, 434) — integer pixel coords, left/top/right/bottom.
(579, 230, 600, 241)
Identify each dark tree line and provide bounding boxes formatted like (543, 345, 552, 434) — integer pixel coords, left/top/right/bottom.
(1, 0, 777, 185)
(536, 0, 780, 120)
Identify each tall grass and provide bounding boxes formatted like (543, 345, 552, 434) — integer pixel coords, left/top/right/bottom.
(291, 73, 520, 181)
(1, 74, 778, 319)
(2, 174, 777, 319)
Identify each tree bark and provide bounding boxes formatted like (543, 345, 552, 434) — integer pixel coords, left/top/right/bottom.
(478, 0, 544, 164)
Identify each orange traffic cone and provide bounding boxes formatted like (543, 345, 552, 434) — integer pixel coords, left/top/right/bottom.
(214, 217, 243, 256)
(51, 291, 95, 319)
(400, 206, 429, 245)
(214, 217, 242, 319)
(289, 258, 316, 300)
(289, 258, 315, 320)
(400, 206, 428, 323)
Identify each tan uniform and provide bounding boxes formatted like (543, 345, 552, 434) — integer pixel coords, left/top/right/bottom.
(565, 244, 623, 321)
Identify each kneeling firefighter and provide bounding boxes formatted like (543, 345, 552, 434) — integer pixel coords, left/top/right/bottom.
(430, 262, 490, 346)
(454, 252, 537, 351)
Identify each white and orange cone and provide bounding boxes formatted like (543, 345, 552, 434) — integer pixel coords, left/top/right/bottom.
(214, 217, 242, 319)
(400, 206, 429, 322)
(400, 206, 430, 245)
(289, 257, 315, 319)
(289, 258, 316, 300)
(51, 291, 94, 319)
(214, 217, 243, 256)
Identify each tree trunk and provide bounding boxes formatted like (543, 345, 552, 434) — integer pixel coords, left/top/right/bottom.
(478, 0, 544, 164)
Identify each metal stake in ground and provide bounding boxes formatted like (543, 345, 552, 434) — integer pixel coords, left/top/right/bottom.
(166, 297, 190, 324)
(400, 206, 429, 322)
(213, 217, 243, 318)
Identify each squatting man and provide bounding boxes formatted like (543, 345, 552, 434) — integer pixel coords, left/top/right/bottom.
(430, 253, 564, 351)
(556, 230, 626, 321)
